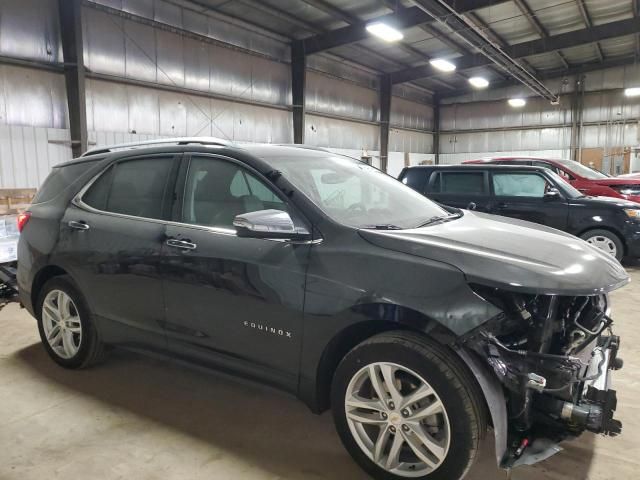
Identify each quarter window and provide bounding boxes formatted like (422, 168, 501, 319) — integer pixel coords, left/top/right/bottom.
(182, 157, 285, 228)
(439, 172, 486, 194)
(82, 157, 174, 219)
(493, 173, 548, 197)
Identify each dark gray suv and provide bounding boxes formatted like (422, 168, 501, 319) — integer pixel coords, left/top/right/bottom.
(17, 138, 627, 480)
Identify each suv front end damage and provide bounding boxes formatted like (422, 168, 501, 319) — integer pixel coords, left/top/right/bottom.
(460, 285, 623, 468)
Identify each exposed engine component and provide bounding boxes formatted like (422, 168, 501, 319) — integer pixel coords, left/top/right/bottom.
(462, 285, 622, 467)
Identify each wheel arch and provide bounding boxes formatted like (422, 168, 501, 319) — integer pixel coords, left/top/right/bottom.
(306, 303, 458, 414)
(31, 264, 71, 312)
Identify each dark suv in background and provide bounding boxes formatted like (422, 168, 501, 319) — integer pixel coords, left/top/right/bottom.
(18, 138, 626, 480)
(399, 164, 640, 261)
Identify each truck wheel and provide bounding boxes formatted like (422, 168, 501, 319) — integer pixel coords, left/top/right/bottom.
(331, 331, 486, 480)
(581, 229, 623, 261)
(36, 275, 107, 368)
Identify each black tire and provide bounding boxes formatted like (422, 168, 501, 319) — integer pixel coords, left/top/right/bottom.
(331, 331, 487, 480)
(580, 229, 624, 261)
(36, 275, 107, 369)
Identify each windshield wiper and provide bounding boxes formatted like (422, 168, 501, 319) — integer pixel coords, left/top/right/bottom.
(417, 212, 463, 227)
(362, 224, 403, 230)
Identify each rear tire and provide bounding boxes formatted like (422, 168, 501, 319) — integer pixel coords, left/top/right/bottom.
(36, 275, 107, 368)
(331, 331, 486, 480)
(580, 229, 623, 261)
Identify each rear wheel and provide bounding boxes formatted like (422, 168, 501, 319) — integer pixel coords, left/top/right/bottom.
(331, 331, 486, 480)
(580, 229, 623, 261)
(36, 275, 107, 368)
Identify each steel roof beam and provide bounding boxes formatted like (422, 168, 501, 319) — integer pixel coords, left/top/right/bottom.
(391, 17, 640, 84)
(300, 0, 503, 54)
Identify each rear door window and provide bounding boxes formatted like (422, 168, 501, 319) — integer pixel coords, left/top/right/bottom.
(439, 172, 486, 195)
(82, 157, 174, 220)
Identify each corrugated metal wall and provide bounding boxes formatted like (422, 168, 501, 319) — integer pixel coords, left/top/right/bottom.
(0, 0, 435, 187)
(442, 64, 640, 164)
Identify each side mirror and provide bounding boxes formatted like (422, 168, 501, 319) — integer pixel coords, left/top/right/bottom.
(544, 188, 561, 200)
(233, 209, 311, 240)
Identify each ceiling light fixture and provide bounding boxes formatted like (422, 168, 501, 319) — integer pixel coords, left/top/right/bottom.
(624, 87, 640, 97)
(469, 77, 489, 88)
(366, 22, 404, 42)
(429, 58, 456, 72)
(508, 98, 526, 107)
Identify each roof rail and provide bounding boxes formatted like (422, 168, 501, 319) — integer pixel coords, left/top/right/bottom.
(81, 137, 233, 157)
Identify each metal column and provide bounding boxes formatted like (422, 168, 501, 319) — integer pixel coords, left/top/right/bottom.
(58, 0, 87, 158)
(291, 41, 306, 144)
(380, 74, 392, 173)
(433, 96, 440, 164)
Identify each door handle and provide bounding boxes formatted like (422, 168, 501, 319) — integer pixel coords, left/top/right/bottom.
(495, 202, 508, 209)
(68, 220, 90, 230)
(166, 238, 197, 250)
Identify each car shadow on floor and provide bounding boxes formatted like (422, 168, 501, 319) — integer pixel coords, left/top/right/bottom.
(14, 343, 595, 480)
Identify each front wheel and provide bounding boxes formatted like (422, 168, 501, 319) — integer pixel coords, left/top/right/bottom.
(580, 229, 624, 261)
(331, 331, 486, 480)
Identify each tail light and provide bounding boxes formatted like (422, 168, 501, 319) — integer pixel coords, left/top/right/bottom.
(17, 212, 31, 232)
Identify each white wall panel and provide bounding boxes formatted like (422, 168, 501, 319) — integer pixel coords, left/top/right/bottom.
(0, 126, 71, 188)
(86, 79, 293, 143)
(306, 72, 378, 122)
(0, 65, 67, 129)
(305, 114, 379, 151)
(390, 97, 433, 131)
(389, 129, 433, 154)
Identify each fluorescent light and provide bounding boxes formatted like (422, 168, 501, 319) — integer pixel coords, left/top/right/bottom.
(429, 58, 456, 72)
(508, 98, 526, 107)
(625, 87, 640, 97)
(366, 22, 404, 42)
(469, 76, 489, 88)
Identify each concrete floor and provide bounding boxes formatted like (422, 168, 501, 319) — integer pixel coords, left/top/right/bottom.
(2, 266, 640, 480)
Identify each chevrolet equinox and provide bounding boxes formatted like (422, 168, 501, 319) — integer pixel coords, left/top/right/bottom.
(17, 138, 626, 480)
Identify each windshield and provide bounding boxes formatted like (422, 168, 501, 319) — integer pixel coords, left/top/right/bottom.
(546, 171, 585, 198)
(552, 158, 607, 180)
(255, 151, 449, 229)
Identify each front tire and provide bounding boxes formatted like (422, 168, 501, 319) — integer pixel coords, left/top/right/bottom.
(36, 275, 107, 368)
(331, 331, 486, 480)
(580, 229, 624, 261)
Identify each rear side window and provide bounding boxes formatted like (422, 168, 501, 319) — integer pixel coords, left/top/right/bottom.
(32, 161, 97, 204)
(400, 168, 428, 192)
(439, 172, 486, 194)
(82, 157, 174, 219)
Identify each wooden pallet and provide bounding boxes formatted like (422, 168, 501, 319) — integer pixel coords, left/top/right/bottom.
(0, 189, 37, 215)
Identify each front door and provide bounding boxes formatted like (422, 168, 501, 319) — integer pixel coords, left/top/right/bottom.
(57, 154, 179, 348)
(489, 171, 569, 230)
(162, 154, 311, 390)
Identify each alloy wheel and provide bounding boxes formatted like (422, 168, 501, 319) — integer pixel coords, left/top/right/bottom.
(41, 289, 82, 359)
(344, 362, 450, 477)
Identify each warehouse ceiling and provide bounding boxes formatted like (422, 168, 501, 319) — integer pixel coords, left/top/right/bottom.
(188, 0, 640, 98)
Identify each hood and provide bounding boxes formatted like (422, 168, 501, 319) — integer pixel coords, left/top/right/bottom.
(591, 178, 640, 186)
(359, 211, 629, 296)
(573, 195, 640, 208)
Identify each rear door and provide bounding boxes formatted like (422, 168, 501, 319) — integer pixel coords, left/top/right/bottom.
(427, 170, 491, 211)
(489, 171, 569, 230)
(161, 153, 311, 390)
(56, 153, 179, 348)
